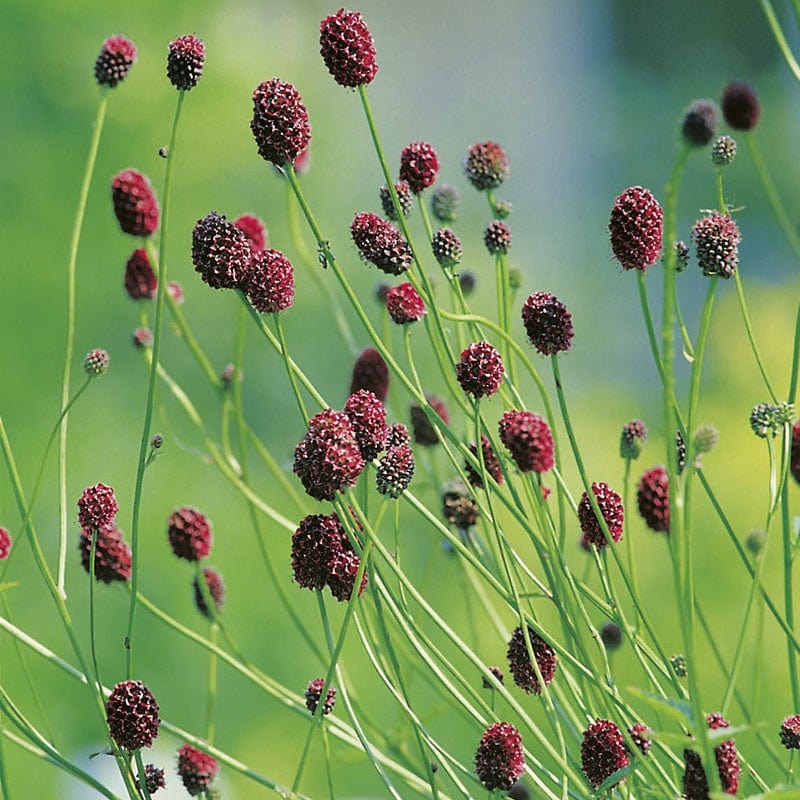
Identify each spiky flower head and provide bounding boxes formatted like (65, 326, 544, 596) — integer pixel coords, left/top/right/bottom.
(291, 513, 348, 591)
(474, 722, 525, 792)
(620, 420, 647, 460)
(792, 422, 800, 485)
(498, 410, 554, 473)
(780, 715, 800, 750)
(345, 389, 388, 460)
(675, 240, 690, 272)
(483, 220, 512, 255)
(177, 744, 219, 797)
(0, 528, 11, 560)
(79, 523, 132, 583)
(507, 625, 557, 694)
(682, 99, 719, 147)
(124, 248, 157, 300)
(244, 248, 294, 313)
(692, 212, 741, 279)
(77, 483, 119, 530)
(463, 141, 510, 191)
(629, 723, 652, 756)
(385, 282, 426, 324)
(251, 78, 311, 167)
(580, 719, 630, 790)
(95, 35, 137, 88)
(112, 170, 159, 238)
(140, 764, 166, 794)
(441, 478, 479, 529)
(319, 8, 378, 87)
(712, 135, 737, 167)
(410, 395, 449, 446)
(431, 184, 460, 222)
(167, 507, 212, 562)
(399, 141, 440, 194)
(683, 713, 740, 799)
(601, 622, 622, 650)
(305, 678, 336, 715)
(106, 680, 160, 751)
(293, 409, 365, 501)
(521, 291, 574, 355)
(193, 568, 225, 619)
(83, 348, 110, 377)
(456, 341, 504, 399)
(376, 444, 415, 498)
(380, 181, 413, 220)
(350, 348, 389, 402)
(637, 466, 669, 533)
(609, 186, 663, 272)
(167, 35, 205, 91)
(431, 228, 463, 268)
(351, 212, 412, 275)
(465, 435, 503, 488)
(327, 548, 367, 601)
(721, 81, 760, 131)
(233, 214, 268, 252)
(482, 666, 505, 689)
(191, 211, 252, 290)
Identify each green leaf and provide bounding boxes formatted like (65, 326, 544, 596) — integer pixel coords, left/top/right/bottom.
(742, 787, 800, 800)
(627, 687, 693, 727)
(595, 765, 631, 793)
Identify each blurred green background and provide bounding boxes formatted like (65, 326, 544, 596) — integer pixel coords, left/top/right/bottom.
(2, 0, 800, 797)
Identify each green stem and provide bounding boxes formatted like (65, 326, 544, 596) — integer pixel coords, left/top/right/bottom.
(275, 312, 309, 424)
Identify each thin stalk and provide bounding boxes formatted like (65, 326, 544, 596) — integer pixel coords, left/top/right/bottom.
(206, 622, 219, 745)
(274, 312, 309, 425)
(733, 271, 778, 402)
(760, 0, 800, 82)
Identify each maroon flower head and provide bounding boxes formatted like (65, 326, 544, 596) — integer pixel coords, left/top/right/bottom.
(167, 35, 205, 91)
(474, 722, 525, 792)
(499, 410, 554, 473)
(292, 513, 348, 591)
(376, 443, 415, 497)
(191, 211, 252, 290)
(463, 141, 510, 191)
(79, 523, 132, 583)
(380, 181, 413, 220)
(456, 341, 504, 399)
(692, 212, 741, 279)
(83, 348, 110, 377)
(140, 764, 166, 794)
(319, 8, 378, 87)
(629, 723, 652, 756)
(682, 99, 719, 147)
(683, 713, 740, 799)
(327, 548, 367, 601)
(581, 719, 630, 789)
(345, 389, 388, 460)
(167, 507, 212, 562)
(792, 422, 800, 485)
(234, 214, 268, 252)
(410, 395, 449, 445)
(399, 141, 439, 194)
(609, 186, 663, 271)
(95, 35, 137, 88)
(465, 435, 503, 488)
(637, 466, 669, 533)
(245, 247, 294, 313)
(442, 478, 480, 529)
(620, 419, 648, 460)
(600, 622, 622, 650)
(350, 348, 389, 402)
(0, 527, 11, 560)
(351, 212, 412, 275)
(293, 409, 365, 501)
(578, 482, 624, 549)
(506, 625, 557, 694)
(193, 568, 225, 618)
(721, 81, 760, 131)
(124, 248, 157, 300)
(177, 744, 219, 797)
(521, 291, 574, 355)
(305, 678, 337, 715)
(482, 666, 505, 689)
(431, 228, 463, 268)
(106, 680, 160, 751)
(78, 483, 119, 530)
(780, 714, 800, 750)
(251, 78, 311, 166)
(112, 170, 159, 238)
(483, 220, 512, 255)
(387, 422, 410, 447)
(385, 282, 426, 324)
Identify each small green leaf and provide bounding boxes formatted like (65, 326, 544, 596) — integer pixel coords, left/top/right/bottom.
(627, 687, 693, 727)
(595, 765, 630, 793)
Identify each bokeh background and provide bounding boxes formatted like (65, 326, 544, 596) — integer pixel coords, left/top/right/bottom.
(2, 0, 800, 797)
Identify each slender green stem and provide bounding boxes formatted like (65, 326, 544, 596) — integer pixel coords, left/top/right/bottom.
(133, 750, 153, 800)
(275, 313, 309, 425)
(88, 529, 101, 691)
(733, 270, 778, 401)
(761, 0, 800, 81)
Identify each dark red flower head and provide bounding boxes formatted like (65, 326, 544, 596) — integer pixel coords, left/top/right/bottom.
(521, 291, 574, 355)
(721, 81, 760, 131)
(177, 744, 219, 796)
(456, 341, 504, 399)
(380, 181, 413, 220)
(791, 423, 800, 485)
(629, 723, 652, 756)
(167, 507, 212, 562)
(387, 422, 410, 447)
(682, 100, 719, 147)
(637, 466, 669, 533)
(692, 212, 741, 279)
(191, 211, 252, 290)
(506, 625, 557, 694)
(376, 443, 415, 498)
(399, 141, 440, 194)
(474, 722, 525, 792)
(580, 719, 630, 789)
(193, 567, 225, 618)
(319, 8, 378, 87)
(95, 35, 137, 88)
(0, 527, 11, 560)
(601, 622, 622, 649)
(483, 220, 512, 255)
(293, 409, 365, 501)
(345, 389, 388, 460)
(609, 186, 663, 271)
(385, 282, 426, 324)
(132, 327, 153, 348)
(78, 483, 119, 530)
(305, 677, 337, 715)
(167, 35, 205, 91)
(431, 228, 463, 268)
(410, 395, 449, 445)
(578, 481, 624, 549)
(244, 248, 294, 313)
(327, 548, 367, 601)
(251, 78, 311, 167)
(465, 435, 503, 488)
(124, 248, 157, 300)
(112, 170, 159, 238)
(350, 348, 389, 402)
(351, 212, 412, 275)
(292, 513, 349, 591)
(79, 523, 132, 583)
(498, 410, 554, 473)
(140, 764, 166, 794)
(780, 714, 800, 749)
(463, 141, 510, 191)
(683, 712, 740, 799)
(482, 666, 505, 689)
(106, 680, 160, 751)
(234, 214, 268, 252)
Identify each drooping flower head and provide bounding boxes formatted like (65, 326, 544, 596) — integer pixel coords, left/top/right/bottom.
(578, 482, 624, 549)
(191, 211, 253, 290)
(376, 443, 415, 498)
(167, 35, 205, 91)
(385, 282, 426, 324)
(521, 291, 574, 355)
(112, 170, 159, 238)
(580, 719, 630, 790)
(95, 36, 137, 88)
(721, 81, 760, 131)
(609, 186, 663, 271)
(399, 141, 440, 194)
(244, 248, 294, 313)
(167, 507, 212, 562)
(305, 677, 337, 715)
(106, 680, 160, 751)
(456, 341, 504, 399)
(351, 212, 412, 275)
(79, 523, 132, 583)
(344, 389, 388, 460)
(463, 141, 510, 191)
(319, 8, 378, 87)
(506, 625, 557, 694)
(474, 722, 525, 792)
(193, 568, 225, 618)
(498, 410, 554, 473)
(350, 347, 389, 402)
(682, 99, 719, 147)
(637, 466, 669, 533)
(124, 248, 157, 300)
(251, 78, 311, 167)
(177, 744, 219, 797)
(234, 214, 268, 252)
(692, 212, 741, 279)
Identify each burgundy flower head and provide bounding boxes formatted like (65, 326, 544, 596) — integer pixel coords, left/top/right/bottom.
(581, 719, 630, 790)
(140, 764, 165, 794)
(177, 744, 219, 796)
(499, 410, 554, 473)
(578, 481, 624, 549)
(463, 141, 510, 191)
(521, 291, 574, 355)
(484, 220, 512, 255)
(106, 680, 160, 751)
(721, 81, 760, 131)
(465, 435, 503, 488)
(79, 523, 132, 583)
(399, 141, 439, 194)
(293, 409, 365, 501)
(629, 723, 652, 756)
(191, 211, 252, 290)
(620, 419, 648, 460)
(507, 625, 556, 694)
(167, 35, 205, 91)
(78, 483, 119, 530)
(380, 181, 412, 221)
(780, 714, 800, 749)
(251, 78, 311, 166)
(112, 170, 159, 238)
(601, 622, 622, 650)
(193, 567, 225, 618)
(792, 422, 800, 485)
(442, 478, 479, 529)
(482, 666, 505, 689)
(167, 507, 212, 562)
(609, 186, 663, 272)
(431, 228, 463, 268)
(0, 527, 11, 560)
(244, 248, 294, 313)
(234, 214, 268, 252)
(376, 443, 415, 498)
(351, 212, 412, 275)
(292, 513, 349, 591)
(124, 248, 157, 300)
(692, 212, 741, 279)
(350, 348, 389, 402)
(683, 713, 740, 799)
(474, 722, 525, 792)
(637, 466, 669, 532)
(385, 282, 426, 324)
(95, 35, 137, 88)
(327, 548, 367, 601)
(345, 389, 388, 460)
(387, 422, 410, 447)
(682, 99, 719, 147)
(456, 341, 504, 399)
(410, 395, 449, 445)
(319, 8, 378, 87)
(305, 678, 336, 715)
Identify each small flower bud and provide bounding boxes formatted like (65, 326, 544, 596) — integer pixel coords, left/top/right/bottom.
(600, 622, 622, 650)
(693, 424, 718, 455)
(379, 181, 413, 220)
(83, 348, 110, 377)
(95, 35, 137, 88)
(305, 678, 336, 715)
(483, 220, 512, 254)
(620, 419, 647, 460)
(431, 228, 463, 268)
(459, 270, 476, 294)
(675, 240, 690, 272)
(151, 433, 163, 449)
(745, 529, 766, 556)
(711, 135, 737, 166)
(494, 199, 513, 218)
(670, 653, 687, 677)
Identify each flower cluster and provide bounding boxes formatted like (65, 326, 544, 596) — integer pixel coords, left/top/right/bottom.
(474, 722, 525, 791)
(506, 625, 557, 694)
(351, 212, 413, 275)
(167, 507, 212, 562)
(105, 680, 160, 751)
(177, 744, 219, 796)
(111, 169, 159, 238)
(580, 718, 630, 789)
(578, 482, 624, 549)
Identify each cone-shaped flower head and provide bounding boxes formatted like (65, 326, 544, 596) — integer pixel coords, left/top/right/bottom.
(0, 528, 11, 560)
(124, 248, 157, 300)
(106, 680, 160, 751)
(351, 212, 412, 275)
(167, 35, 205, 91)
(95, 35, 137, 87)
(193, 568, 225, 618)
(410, 395, 449, 445)
(637, 466, 669, 532)
(385, 282, 426, 324)
(483, 220, 512, 254)
(350, 348, 389, 402)
(721, 81, 760, 131)
(233, 214, 268, 252)
(191, 211, 252, 290)
(456, 341, 504, 399)
(465, 435, 503, 488)
(399, 141, 440, 194)
(177, 744, 219, 796)
(521, 291, 574, 355)
(376, 443, 415, 497)
(328, 547, 368, 601)
(345, 389, 388, 460)
(319, 8, 378, 87)
(683, 712, 740, 798)
(463, 141, 510, 191)
(380, 181, 412, 220)
(620, 420, 648, 460)
(80, 523, 132, 583)
(305, 678, 336, 715)
(692, 212, 741, 279)
(112, 170, 159, 238)
(474, 722, 525, 792)
(431, 228, 463, 268)
(83, 348, 110, 377)
(780, 714, 800, 750)
(251, 78, 311, 166)
(682, 99, 719, 147)
(387, 422, 410, 447)
(506, 625, 557, 694)
(578, 481, 624, 549)
(77, 483, 119, 530)
(244, 247, 294, 313)
(167, 507, 212, 562)
(580, 719, 630, 789)
(499, 410, 554, 473)
(609, 186, 663, 271)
